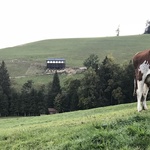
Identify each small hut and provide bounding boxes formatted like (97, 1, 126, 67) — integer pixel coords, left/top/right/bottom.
(46, 58, 66, 69)
(48, 108, 58, 114)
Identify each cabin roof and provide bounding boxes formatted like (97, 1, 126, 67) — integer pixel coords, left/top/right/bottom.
(46, 58, 65, 61)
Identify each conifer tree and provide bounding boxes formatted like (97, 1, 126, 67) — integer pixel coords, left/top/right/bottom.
(20, 80, 33, 116)
(0, 61, 11, 98)
(51, 71, 61, 95)
(0, 86, 9, 116)
(37, 86, 47, 114)
(9, 88, 20, 116)
(48, 71, 61, 107)
(54, 92, 69, 113)
(121, 61, 135, 103)
(67, 79, 80, 111)
(29, 88, 39, 116)
(0, 61, 11, 115)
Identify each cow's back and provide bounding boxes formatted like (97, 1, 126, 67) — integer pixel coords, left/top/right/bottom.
(133, 50, 150, 69)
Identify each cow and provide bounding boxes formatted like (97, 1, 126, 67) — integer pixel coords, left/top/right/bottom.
(133, 49, 150, 112)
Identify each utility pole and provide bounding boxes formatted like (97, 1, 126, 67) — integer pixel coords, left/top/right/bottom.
(116, 25, 120, 36)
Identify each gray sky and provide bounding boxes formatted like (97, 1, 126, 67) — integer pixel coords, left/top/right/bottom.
(0, 0, 150, 49)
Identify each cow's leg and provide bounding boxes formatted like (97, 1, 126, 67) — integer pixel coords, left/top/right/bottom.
(136, 81, 144, 112)
(142, 74, 150, 110)
(133, 78, 137, 96)
(142, 83, 148, 110)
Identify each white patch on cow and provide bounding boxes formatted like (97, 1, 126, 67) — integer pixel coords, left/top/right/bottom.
(139, 61, 149, 74)
(138, 61, 150, 79)
(136, 80, 144, 112)
(136, 81, 148, 112)
(137, 60, 149, 112)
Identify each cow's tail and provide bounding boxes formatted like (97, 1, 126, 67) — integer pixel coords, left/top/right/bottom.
(133, 78, 137, 96)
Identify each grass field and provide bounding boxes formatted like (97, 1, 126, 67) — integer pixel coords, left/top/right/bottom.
(1, 34, 150, 75)
(0, 102, 149, 150)
(1, 34, 150, 88)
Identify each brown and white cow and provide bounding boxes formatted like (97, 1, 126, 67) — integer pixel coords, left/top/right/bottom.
(133, 49, 150, 112)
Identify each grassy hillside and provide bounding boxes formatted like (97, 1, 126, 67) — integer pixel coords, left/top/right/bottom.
(1, 35, 150, 76)
(1, 34, 150, 88)
(0, 102, 150, 150)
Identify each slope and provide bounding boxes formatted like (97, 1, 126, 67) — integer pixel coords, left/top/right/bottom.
(0, 102, 150, 149)
(0, 35, 150, 77)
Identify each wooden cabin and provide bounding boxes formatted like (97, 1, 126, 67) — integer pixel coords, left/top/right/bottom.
(46, 58, 66, 69)
(48, 108, 58, 114)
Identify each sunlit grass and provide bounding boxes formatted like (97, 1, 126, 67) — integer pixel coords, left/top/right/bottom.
(0, 102, 150, 149)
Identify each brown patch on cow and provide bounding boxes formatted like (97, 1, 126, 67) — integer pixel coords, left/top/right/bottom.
(137, 71, 143, 81)
(133, 71, 143, 96)
(133, 50, 150, 70)
(135, 69, 143, 81)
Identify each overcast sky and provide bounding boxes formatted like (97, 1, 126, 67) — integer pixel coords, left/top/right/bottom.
(0, 0, 150, 49)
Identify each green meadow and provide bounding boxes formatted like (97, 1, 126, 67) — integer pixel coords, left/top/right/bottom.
(0, 102, 150, 150)
(1, 34, 150, 88)
(1, 35, 150, 68)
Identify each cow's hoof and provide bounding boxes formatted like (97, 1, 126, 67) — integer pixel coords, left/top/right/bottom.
(137, 106, 142, 112)
(143, 106, 148, 110)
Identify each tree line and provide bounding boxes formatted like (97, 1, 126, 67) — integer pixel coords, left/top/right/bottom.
(0, 54, 136, 116)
